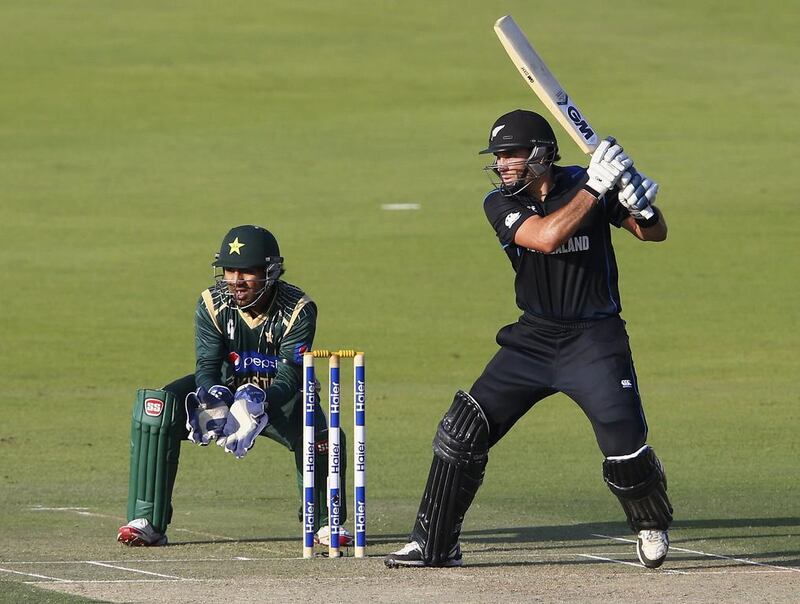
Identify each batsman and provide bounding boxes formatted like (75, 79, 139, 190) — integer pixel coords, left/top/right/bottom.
(118, 225, 351, 547)
(386, 110, 673, 569)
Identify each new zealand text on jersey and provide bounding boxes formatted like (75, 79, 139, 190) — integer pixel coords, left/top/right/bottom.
(527, 235, 590, 255)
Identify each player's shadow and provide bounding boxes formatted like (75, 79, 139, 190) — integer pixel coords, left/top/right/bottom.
(169, 535, 297, 546)
(460, 516, 800, 546)
(366, 516, 800, 567)
(368, 516, 799, 544)
(462, 516, 800, 568)
(171, 517, 800, 564)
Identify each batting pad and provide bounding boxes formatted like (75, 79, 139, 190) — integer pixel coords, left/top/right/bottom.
(603, 445, 673, 531)
(126, 389, 183, 534)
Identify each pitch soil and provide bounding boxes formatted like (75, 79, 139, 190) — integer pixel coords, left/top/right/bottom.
(36, 549, 800, 604)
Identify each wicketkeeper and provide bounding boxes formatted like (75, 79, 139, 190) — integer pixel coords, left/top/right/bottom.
(385, 110, 673, 569)
(118, 225, 351, 547)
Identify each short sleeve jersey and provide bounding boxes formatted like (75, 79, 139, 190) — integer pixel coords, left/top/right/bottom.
(194, 280, 316, 407)
(483, 165, 630, 321)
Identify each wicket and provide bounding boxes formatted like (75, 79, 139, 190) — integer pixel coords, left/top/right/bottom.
(302, 349, 366, 558)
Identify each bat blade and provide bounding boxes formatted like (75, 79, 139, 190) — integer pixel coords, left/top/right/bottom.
(494, 15, 599, 155)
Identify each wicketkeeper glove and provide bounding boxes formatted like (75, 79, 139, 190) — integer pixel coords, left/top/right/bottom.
(584, 137, 634, 198)
(217, 384, 270, 459)
(185, 385, 233, 445)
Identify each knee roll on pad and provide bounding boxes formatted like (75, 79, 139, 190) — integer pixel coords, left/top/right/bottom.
(127, 389, 184, 534)
(432, 390, 490, 466)
(603, 445, 673, 531)
(412, 391, 490, 565)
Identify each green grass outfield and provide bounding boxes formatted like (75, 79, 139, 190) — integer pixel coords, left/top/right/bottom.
(1, 1, 798, 601)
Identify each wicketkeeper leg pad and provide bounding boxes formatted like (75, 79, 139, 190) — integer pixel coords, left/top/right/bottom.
(603, 445, 673, 531)
(126, 389, 184, 534)
(411, 390, 490, 565)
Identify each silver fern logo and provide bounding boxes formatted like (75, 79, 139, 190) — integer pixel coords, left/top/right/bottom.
(505, 211, 521, 228)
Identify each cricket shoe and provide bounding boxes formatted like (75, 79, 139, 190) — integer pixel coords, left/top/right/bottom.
(636, 529, 669, 568)
(314, 526, 354, 547)
(117, 518, 168, 547)
(384, 541, 463, 568)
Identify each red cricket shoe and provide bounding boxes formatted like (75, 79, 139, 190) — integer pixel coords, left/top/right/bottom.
(117, 519, 168, 546)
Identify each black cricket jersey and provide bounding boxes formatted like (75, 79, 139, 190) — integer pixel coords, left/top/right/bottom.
(483, 165, 630, 322)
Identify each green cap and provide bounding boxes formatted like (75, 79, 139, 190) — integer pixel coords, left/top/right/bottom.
(213, 225, 282, 269)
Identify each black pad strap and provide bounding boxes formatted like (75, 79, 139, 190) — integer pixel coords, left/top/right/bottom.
(412, 391, 489, 565)
(603, 446, 673, 531)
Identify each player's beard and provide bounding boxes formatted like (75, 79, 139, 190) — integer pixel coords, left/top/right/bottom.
(233, 288, 253, 306)
(227, 280, 270, 311)
(485, 159, 547, 197)
(499, 165, 541, 196)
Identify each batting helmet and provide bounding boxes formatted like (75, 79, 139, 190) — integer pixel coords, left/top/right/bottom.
(479, 109, 558, 155)
(213, 225, 282, 270)
(212, 224, 285, 311)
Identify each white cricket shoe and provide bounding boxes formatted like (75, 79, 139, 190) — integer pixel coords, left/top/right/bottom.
(117, 518, 168, 547)
(384, 541, 463, 568)
(637, 529, 669, 568)
(314, 525, 354, 547)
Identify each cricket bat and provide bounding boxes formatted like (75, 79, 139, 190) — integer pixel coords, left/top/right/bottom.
(494, 15, 599, 154)
(494, 15, 654, 219)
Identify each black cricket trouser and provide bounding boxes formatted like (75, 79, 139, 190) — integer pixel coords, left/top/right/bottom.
(469, 314, 648, 457)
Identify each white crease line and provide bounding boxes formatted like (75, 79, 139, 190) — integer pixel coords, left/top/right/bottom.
(592, 534, 800, 573)
(9, 555, 353, 565)
(170, 526, 236, 541)
(668, 545, 800, 573)
(12, 557, 282, 564)
(25, 579, 197, 585)
(678, 569, 800, 575)
(578, 554, 687, 575)
(86, 561, 184, 580)
(27, 506, 235, 541)
(578, 554, 653, 569)
(0, 567, 69, 582)
(28, 577, 369, 586)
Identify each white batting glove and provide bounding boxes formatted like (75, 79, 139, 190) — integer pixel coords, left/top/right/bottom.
(217, 384, 269, 459)
(585, 137, 634, 197)
(618, 169, 658, 221)
(185, 386, 232, 445)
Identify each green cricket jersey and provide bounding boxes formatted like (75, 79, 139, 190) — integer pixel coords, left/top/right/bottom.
(194, 280, 316, 420)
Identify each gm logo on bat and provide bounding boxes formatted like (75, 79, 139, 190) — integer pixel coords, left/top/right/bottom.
(556, 95, 595, 141)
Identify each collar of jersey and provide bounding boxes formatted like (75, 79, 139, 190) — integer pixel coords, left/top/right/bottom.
(236, 285, 278, 329)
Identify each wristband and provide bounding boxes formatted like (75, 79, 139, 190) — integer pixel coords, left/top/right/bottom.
(581, 184, 601, 198)
(634, 210, 660, 228)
